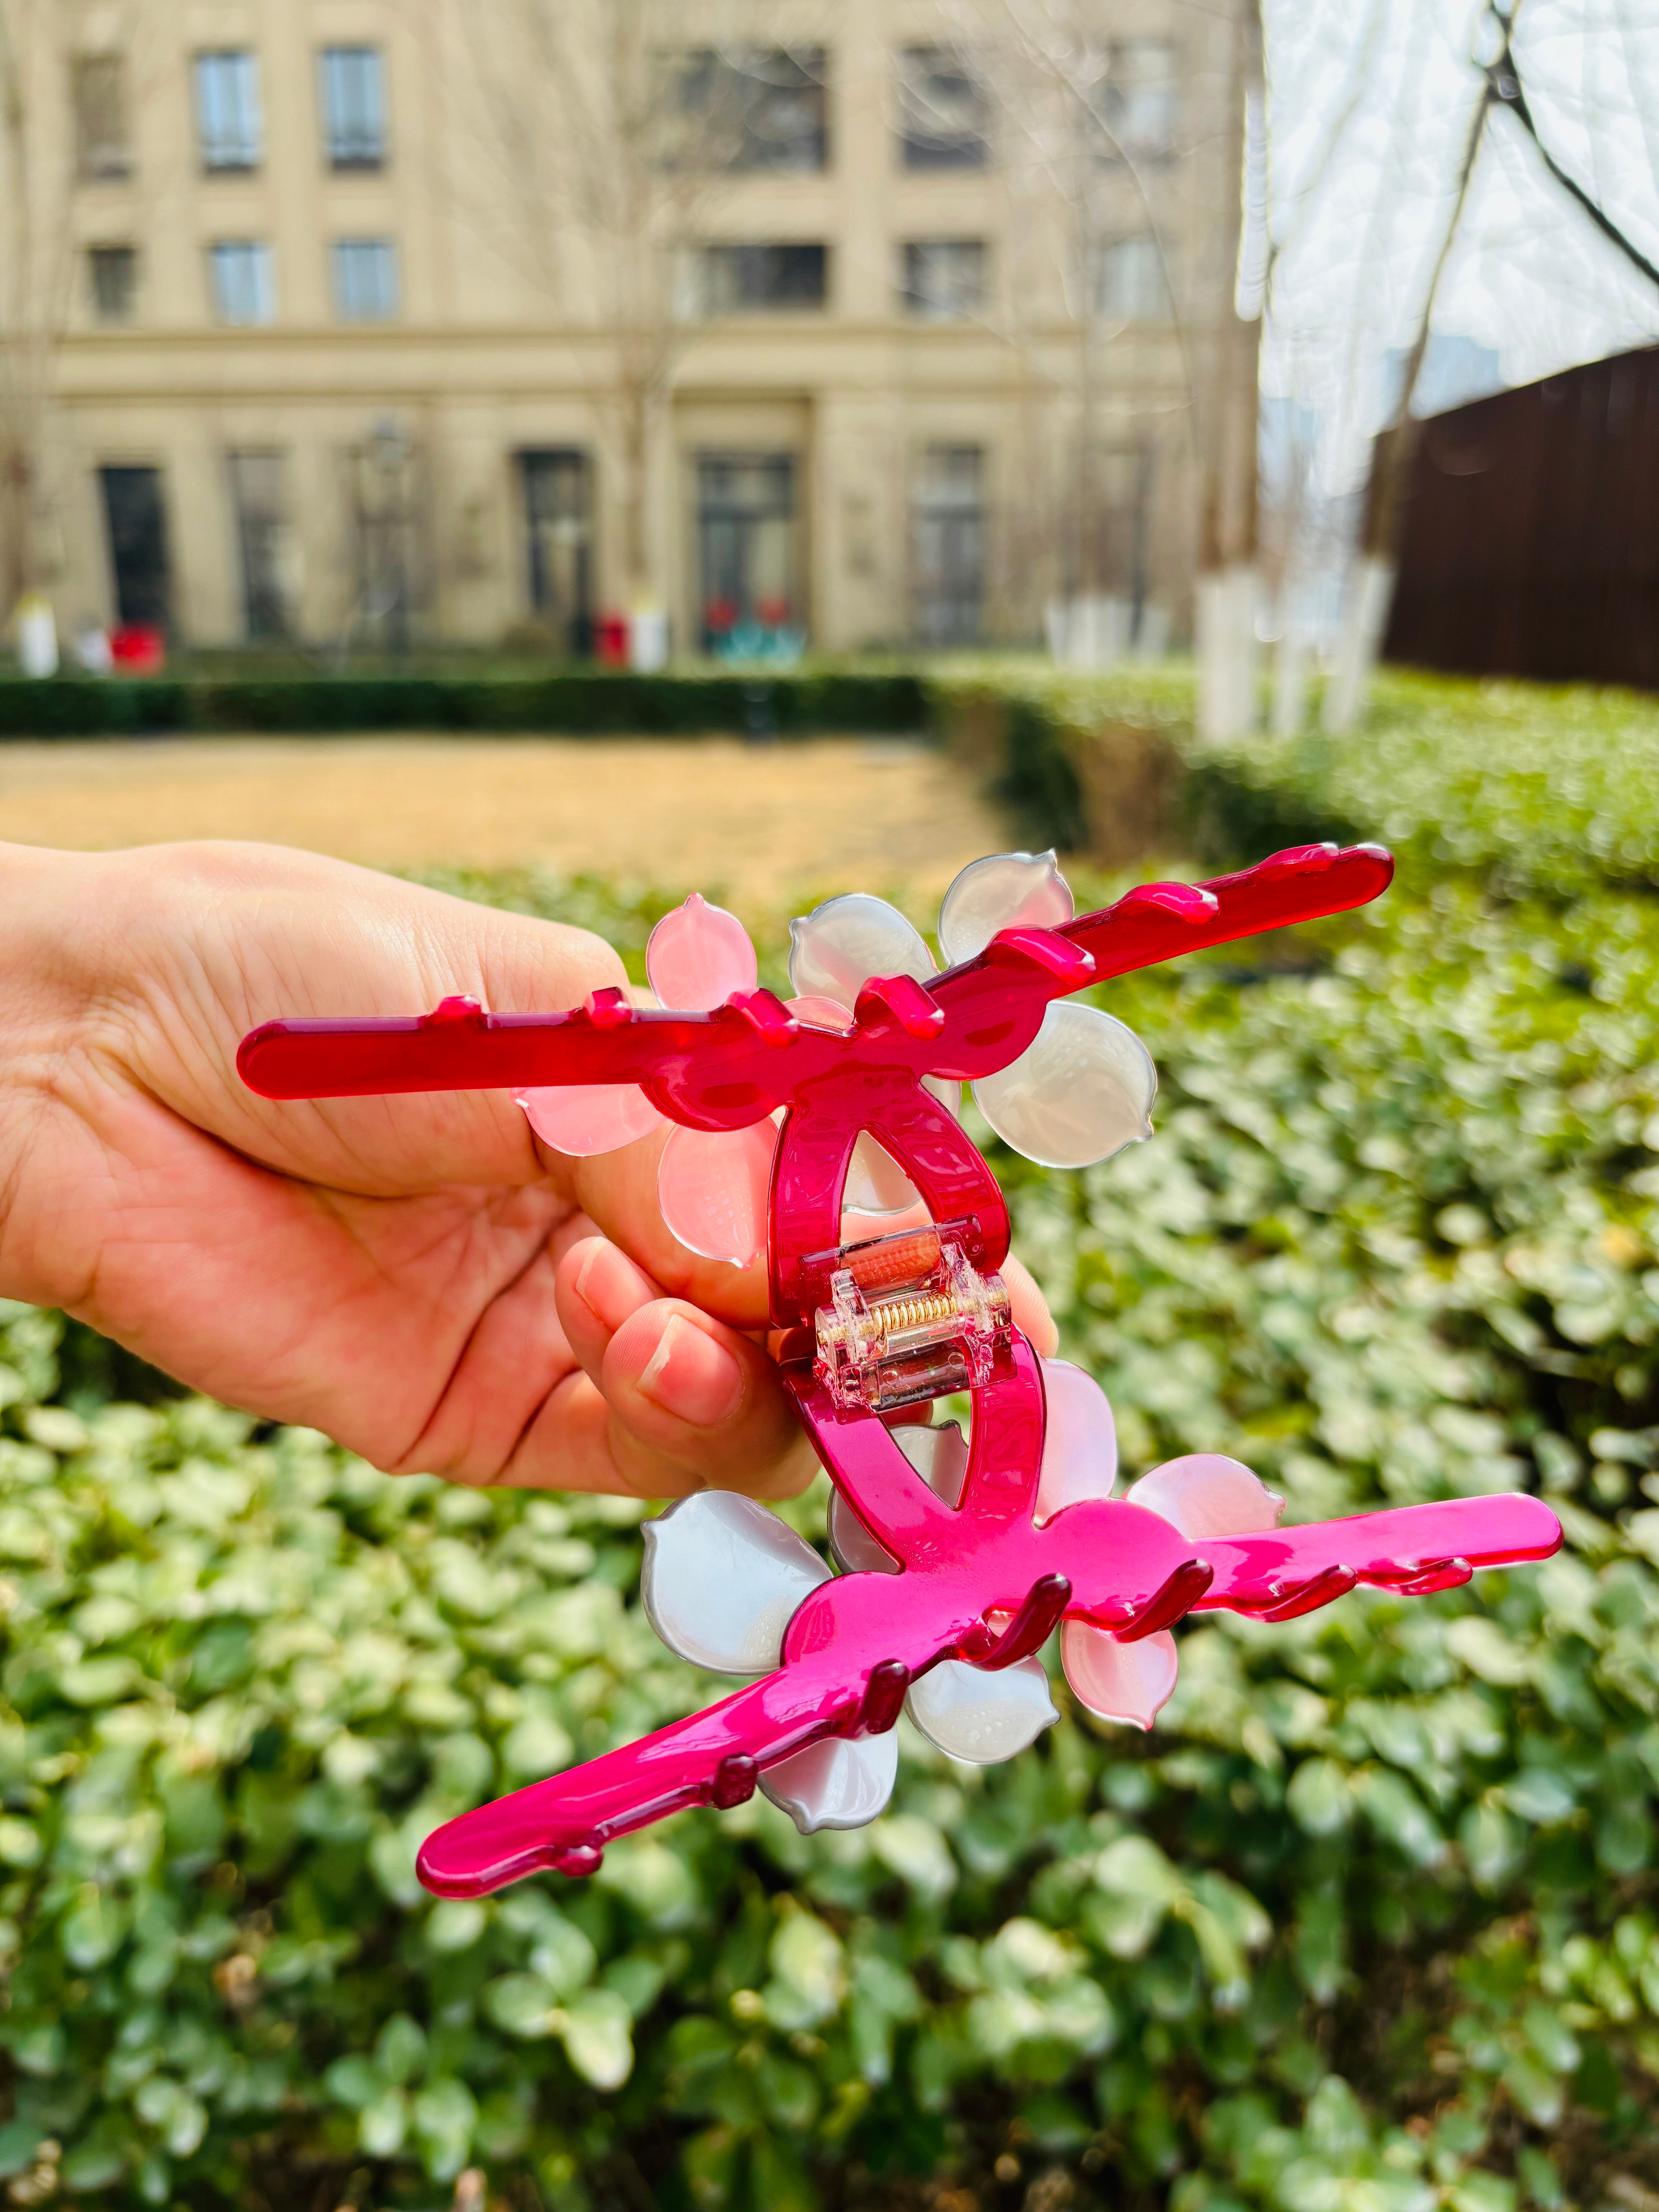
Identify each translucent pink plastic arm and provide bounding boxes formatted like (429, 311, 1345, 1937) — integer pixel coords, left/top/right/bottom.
(1191, 1494, 1563, 1617)
(237, 843, 1395, 1113)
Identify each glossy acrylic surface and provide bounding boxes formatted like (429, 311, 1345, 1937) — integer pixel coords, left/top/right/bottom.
(235, 841, 1566, 1897)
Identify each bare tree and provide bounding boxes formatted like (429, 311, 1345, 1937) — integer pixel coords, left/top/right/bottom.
(941, 0, 1199, 654)
(1319, 0, 1659, 731)
(434, 0, 811, 618)
(1193, 0, 1264, 739)
(0, 0, 160, 631)
(1321, 33, 1493, 732)
(0, 0, 78, 623)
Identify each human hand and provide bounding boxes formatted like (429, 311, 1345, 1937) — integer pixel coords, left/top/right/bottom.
(0, 841, 1056, 1498)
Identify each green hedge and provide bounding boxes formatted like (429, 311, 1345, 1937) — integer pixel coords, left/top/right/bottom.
(3, 853, 1659, 2211)
(0, 672, 929, 740)
(923, 660, 1659, 895)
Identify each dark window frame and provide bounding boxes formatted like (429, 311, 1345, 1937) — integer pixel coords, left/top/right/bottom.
(912, 443, 985, 646)
(695, 241, 829, 315)
(331, 237, 400, 323)
(670, 46, 828, 173)
(208, 239, 276, 325)
(195, 49, 263, 173)
(898, 46, 989, 171)
(73, 53, 133, 181)
(901, 239, 987, 321)
(89, 244, 138, 323)
(320, 45, 388, 171)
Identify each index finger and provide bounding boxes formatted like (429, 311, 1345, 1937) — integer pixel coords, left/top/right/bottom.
(556, 1130, 1058, 1353)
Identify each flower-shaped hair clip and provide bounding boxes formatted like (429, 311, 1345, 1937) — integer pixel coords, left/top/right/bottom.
(515, 853, 1157, 1267)
(236, 832, 1570, 1897)
(640, 1360, 1283, 1832)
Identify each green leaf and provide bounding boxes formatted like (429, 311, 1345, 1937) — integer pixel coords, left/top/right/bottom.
(557, 1988, 634, 2090)
(1286, 1757, 1351, 1836)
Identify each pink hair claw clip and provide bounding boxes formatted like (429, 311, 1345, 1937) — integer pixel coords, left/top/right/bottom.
(237, 842, 1561, 1897)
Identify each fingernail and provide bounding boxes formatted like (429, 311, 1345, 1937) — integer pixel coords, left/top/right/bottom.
(572, 1239, 651, 1334)
(637, 1314, 745, 1427)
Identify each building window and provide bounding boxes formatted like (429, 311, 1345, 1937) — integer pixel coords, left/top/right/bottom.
(209, 240, 275, 325)
(670, 47, 827, 172)
(227, 451, 292, 637)
(1099, 40, 1179, 161)
(902, 240, 986, 321)
(73, 54, 131, 180)
(88, 245, 138, 323)
(688, 242, 828, 316)
(912, 445, 984, 646)
(320, 46, 386, 170)
(1093, 234, 1169, 321)
(898, 47, 989, 170)
(332, 239, 398, 321)
(195, 50, 263, 172)
(697, 453, 797, 646)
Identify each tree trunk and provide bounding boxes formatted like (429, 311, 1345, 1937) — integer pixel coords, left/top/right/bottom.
(1195, 0, 1263, 742)
(1322, 420, 1415, 732)
(618, 374, 651, 608)
(1323, 70, 1493, 734)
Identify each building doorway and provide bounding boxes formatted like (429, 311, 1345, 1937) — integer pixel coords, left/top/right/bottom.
(696, 452, 797, 648)
(227, 450, 291, 638)
(912, 444, 984, 644)
(520, 449, 594, 657)
(99, 465, 170, 629)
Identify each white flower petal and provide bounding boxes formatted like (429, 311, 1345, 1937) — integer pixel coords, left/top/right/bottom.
(641, 1491, 830, 1673)
(645, 893, 757, 1011)
(1034, 1360, 1118, 1524)
(844, 1132, 919, 1215)
(760, 1729, 898, 1833)
(1126, 1455, 1284, 1539)
(896, 1418, 970, 1508)
(842, 1081, 961, 1217)
(1061, 1623, 1178, 1729)
(938, 850, 1075, 967)
(828, 1420, 968, 1573)
(972, 1002, 1157, 1170)
(906, 1657, 1058, 1764)
(787, 893, 936, 1011)
(516, 1084, 666, 1158)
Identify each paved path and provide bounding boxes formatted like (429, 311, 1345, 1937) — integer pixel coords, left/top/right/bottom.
(0, 735, 1008, 907)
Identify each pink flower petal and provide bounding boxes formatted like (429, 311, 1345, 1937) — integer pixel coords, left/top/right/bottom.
(646, 893, 757, 1011)
(1061, 1622, 1178, 1729)
(785, 995, 854, 1032)
(937, 850, 1074, 966)
(657, 1120, 779, 1266)
(1126, 1455, 1285, 1539)
(517, 1085, 666, 1158)
(1034, 1360, 1119, 1523)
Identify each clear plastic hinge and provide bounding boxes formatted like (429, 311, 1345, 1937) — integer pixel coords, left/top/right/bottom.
(813, 1230, 1011, 1414)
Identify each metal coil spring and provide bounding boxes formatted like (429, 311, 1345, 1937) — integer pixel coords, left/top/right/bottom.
(869, 1288, 958, 1335)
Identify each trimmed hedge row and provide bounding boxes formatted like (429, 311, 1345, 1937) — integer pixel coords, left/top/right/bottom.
(927, 660, 1659, 894)
(0, 672, 929, 741)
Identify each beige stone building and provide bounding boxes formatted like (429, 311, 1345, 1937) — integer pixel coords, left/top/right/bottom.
(6, 0, 1245, 657)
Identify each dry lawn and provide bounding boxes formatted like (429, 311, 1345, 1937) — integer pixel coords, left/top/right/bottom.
(0, 734, 1010, 907)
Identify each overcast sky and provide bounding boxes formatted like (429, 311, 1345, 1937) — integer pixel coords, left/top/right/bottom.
(1262, 0, 1659, 491)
